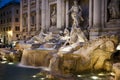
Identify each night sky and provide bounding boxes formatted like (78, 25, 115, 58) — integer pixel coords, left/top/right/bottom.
(0, 0, 20, 8)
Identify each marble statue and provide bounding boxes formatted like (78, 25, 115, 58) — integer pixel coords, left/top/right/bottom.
(61, 28, 70, 41)
(108, 0, 120, 19)
(63, 26, 87, 46)
(50, 6, 57, 26)
(13, 31, 120, 79)
(68, 0, 84, 28)
(64, 28, 70, 37)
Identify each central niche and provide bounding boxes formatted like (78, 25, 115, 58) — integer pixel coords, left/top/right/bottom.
(69, 0, 89, 30)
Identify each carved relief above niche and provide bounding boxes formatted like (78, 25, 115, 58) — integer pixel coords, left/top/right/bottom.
(106, 0, 120, 27)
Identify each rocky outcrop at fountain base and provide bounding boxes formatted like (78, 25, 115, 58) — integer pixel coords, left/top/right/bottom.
(50, 35, 119, 74)
(18, 34, 120, 79)
(0, 49, 22, 62)
(12, 25, 120, 79)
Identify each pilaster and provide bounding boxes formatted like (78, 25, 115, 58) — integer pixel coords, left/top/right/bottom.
(57, 0, 62, 29)
(41, 0, 46, 31)
(27, 0, 30, 32)
(89, 0, 102, 40)
(36, 0, 40, 31)
(20, 0, 23, 32)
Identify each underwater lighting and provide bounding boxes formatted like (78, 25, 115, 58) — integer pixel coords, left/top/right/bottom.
(1, 61, 7, 64)
(77, 75, 82, 77)
(2, 56, 7, 61)
(98, 73, 105, 76)
(40, 78, 45, 80)
(8, 62, 14, 65)
(40, 67, 51, 71)
(90, 76, 99, 80)
(110, 72, 115, 76)
(46, 74, 53, 79)
(116, 43, 120, 50)
(32, 75, 37, 78)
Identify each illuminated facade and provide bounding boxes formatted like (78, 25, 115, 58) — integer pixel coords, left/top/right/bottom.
(20, 0, 41, 39)
(20, 0, 120, 40)
(0, 1, 20, 44)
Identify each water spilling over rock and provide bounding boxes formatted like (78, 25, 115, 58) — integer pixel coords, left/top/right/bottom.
(20, 49, 57, 67)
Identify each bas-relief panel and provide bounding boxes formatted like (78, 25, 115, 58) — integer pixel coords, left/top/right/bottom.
(106, 0, 120, 28)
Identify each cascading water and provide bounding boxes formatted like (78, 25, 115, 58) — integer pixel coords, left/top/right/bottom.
(20, 47, 56, 67)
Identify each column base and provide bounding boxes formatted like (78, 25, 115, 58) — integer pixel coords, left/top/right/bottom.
(89, 28, 100, 40)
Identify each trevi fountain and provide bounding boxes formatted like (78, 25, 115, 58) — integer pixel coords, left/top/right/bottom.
(0, 0, 120, 80)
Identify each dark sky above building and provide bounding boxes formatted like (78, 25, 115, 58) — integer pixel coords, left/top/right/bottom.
(0, 0, 20, 8)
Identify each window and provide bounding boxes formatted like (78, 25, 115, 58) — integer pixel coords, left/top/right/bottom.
(15, 18, 19, 22)
(16, 9, 19, 14)
(7, 11, 8, 15)
(15, 26, 20, 31)
(1, 28, 3, 32)
(3, 12, 5, 16)
(4, 19, 5, 23)
(6, 27, 8, 31)
(24, 0, 27, 3)
(8, 27, 11, 31)
(9, 18, 11, 22)
(3, 28, 5, 31)
(23, 17, 27, 26)
(9, 11, 11, 14)
(7, 19, 9, 23)
(31, 16, 35, 25)
(1, 20, 2, 24)
(0, 13, 2, 17)
(16, 34, 19, 38)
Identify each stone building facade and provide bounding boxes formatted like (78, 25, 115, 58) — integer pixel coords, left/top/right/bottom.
(20, 0, 120, 40)
(0, 1, 20, 44)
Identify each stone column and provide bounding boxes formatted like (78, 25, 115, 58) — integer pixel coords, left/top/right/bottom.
(27, 0, 30, 33)
(41, 0, 46, 31)
(89, 0, 93, 28)
(20, 0, 23, 32)
(36, 0, 40, 31)
(57, 0, 62, 29)
(61, 0, 65, 28)
(93, 0, 101, 28)
(66, 0, 69, 28)
(45, 0, 50, 30)
(89, 0, 101, 40)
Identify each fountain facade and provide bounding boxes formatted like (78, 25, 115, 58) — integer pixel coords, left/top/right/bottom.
(17, 0, 120, 79)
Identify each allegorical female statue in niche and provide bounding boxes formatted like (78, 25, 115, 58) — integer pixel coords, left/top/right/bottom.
(51, 6, 57, 26)
(68, 0, 84, 28)
(108, 0, 120, 19)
